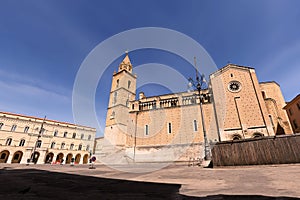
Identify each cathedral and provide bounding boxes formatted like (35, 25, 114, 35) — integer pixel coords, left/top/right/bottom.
(95, 54, 292, 163)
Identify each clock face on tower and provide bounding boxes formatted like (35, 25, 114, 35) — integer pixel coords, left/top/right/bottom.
(228, 81, 241, 92)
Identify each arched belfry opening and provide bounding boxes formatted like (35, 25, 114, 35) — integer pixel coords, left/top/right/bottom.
(276, 122, 285, 135)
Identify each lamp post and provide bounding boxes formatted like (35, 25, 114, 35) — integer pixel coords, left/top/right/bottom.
(29, 116, 46, 164)
(188, 59, 211, 161)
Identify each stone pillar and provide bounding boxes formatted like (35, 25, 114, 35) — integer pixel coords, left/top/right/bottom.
(6, 152, 13, 164)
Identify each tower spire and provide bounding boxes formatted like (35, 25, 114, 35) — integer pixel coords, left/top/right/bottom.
(118, 51, 132, 73)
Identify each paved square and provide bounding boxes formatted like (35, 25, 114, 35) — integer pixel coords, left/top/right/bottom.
(0, 163, 299, 199)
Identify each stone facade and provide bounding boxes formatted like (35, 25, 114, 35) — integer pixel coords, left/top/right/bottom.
(0, 111, 96, 164)
(284, 94, 300, 133)
(95, 54, 292, 163)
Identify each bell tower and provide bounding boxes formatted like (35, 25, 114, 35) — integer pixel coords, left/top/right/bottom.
(104, 53, 136, 146)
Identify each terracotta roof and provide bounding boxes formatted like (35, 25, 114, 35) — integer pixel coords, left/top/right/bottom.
(283, 94, 300, 109)
(259, 81, 280, 87)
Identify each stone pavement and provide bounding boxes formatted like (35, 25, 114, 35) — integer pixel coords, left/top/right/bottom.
(0, 163, 299, 199)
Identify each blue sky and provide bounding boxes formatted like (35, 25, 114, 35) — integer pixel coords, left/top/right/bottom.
(0, 0, 299, 137)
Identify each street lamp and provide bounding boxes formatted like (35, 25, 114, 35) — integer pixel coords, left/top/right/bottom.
(188, 59, 211, 161)
(29, 116, 46, 164)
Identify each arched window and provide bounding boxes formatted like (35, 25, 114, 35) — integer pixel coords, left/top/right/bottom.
(11, 124, 17, 132)
(253, 132, 264, 138)
(72, 133, 76, 139)
(0, 122, 4, 130)
(24, 126, 29, 133)
(53, 130, 58, 137)
(70, 143, 74, 150)
(19, 139, 25, 146)
(63, 132, 68, 138)
(1, 153, 7, 159)
(232, 134, 242, 140)
(36, 140, 42, 148)
(78, 144, 82, 150)
(86, 145, 90, 151)
(81, 134, 84, 139)
(61, 143, 65, 149)
(110, 111, 115, 119)
(88, 135, 91, 140)
(6, 138, 12, 146)
(50, 142, 55, 149)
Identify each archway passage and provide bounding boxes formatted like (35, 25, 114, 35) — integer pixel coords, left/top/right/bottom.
(0, 150, 10, 163)
(83, 154, 89, 164)
(45, 153, 54, 164)
(32, 152, 40, 164)
(12, 151, 23, 163)
(75, 154, 81, 164)
(56, 153, 64, 164)
(66, 153, 73, 164)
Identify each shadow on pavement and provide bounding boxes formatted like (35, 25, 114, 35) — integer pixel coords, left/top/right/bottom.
(0, 168, 298, 200)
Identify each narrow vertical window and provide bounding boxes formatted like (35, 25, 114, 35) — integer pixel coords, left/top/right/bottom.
(262, 91, 266, 99)
(24, 126, 29, 133)
(19, 139, 25, 146)
(36, 140, 42, 148)
(6, 138, 12, 146)
(88, 135, 91, 140)
(11, 124, 17, 132)
(53, 130, 58, 137)
(168, 123, 172, 134)
(193, 120, 198, 131)
(50, 142, 56, 149)
(70, 144, 74, 150)
(297, 102, 300, 110)
(72, 133, 76, 139)
(81, 134, 84, 139)
(86, 145, 90, 151)
(128, 80, 131, 89)
(61, 143, 65, 149)
(78, 144, 82, 150)
(0, 123, 4, 130)
(40, 128, 45, 134)
(116, 79, 119, 88)
(63, 132, 68, 137)
(145, 125, 149, 136)
(113, 92, 117, 105)
(289, 108, 293, 115)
